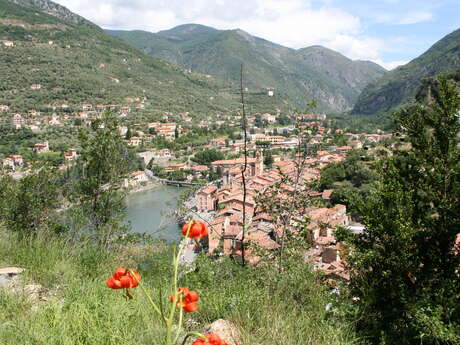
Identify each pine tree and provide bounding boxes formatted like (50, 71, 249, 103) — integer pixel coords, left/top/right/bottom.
(338, 76, 460, 344)
(77, 111, 130, 246)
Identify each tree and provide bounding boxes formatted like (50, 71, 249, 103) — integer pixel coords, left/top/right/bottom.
(255, 114, 315, 272)
(1, 167, 60, 236)
(331, 131, 347, 146)
(191, 149, 225, 165)
(76, 112, 130, 246)
(277, 114, 291, 126)
(317, 150, 375, 190)
(263, 151, 274, 167)
(254, 114, 263, 128)
(337, 76, 460, 344)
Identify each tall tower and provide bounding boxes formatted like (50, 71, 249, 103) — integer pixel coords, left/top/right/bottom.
(255, 151, 264, 176)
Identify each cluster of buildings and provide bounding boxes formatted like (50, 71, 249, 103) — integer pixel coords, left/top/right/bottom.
(124, 122, 179, 147)
(33, 141, 49, 154)
(123, 170, 149, 188)
(2, 155, 23, 171)
(3, 99, 151, 133)
(1, 142, 79, 172)
(189, 147, 354, 281)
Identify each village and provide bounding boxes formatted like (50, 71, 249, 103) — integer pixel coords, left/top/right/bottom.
(1, 99, 392, 188)
(183, 130, 390, 282)
(1, 95, 395, 282)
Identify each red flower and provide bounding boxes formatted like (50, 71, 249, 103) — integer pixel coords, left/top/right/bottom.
(170, 287, 199, 312)
(106, 267, 141, 290)
(192, 333, 228, 345)
(182, 220, 208, 239)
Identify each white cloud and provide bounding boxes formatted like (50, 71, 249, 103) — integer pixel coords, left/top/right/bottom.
(398, 11, 433, 25)
(53, 0, 398, 65)
(372, 59, 409, 70)
(326, 35, 386, 61)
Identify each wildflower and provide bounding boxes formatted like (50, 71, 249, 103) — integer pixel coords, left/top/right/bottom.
(106, 266, 141, 289)
(170, 287, 199, 312)
(192, 333, 229, 345)
(182, 220, 208, 239)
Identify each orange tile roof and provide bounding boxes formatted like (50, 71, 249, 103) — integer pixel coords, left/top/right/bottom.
(211, 157, 257, 165)
(322, 189, 333, 199)
(192, 165, 208, 171)
(199, 185, 217, 195)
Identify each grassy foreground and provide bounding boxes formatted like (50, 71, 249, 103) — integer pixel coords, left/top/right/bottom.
(0, 228, 357, 345)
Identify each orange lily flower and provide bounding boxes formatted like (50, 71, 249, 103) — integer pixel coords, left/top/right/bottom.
(106, 267, 141, 290)
(192, 333, 229, 345)
(182, 220, 208, 239)
(170, 287, 199, 312)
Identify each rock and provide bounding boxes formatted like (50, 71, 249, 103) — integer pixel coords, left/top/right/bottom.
(0, 275, 10, 287)
(0, 267, 25, 276)
(0, 267, 25, 288)
(0, 266, 63, 308)
(205, 319, 241, 345)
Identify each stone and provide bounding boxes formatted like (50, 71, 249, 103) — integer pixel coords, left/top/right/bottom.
(0, 275, 10, 287)
(0, 267, 63, 309)
(205, 319, 241, 345)
(0, 267, 24, 288)
(0, 267, 25, 276)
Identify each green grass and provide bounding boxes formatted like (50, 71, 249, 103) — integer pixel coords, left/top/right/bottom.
(0, 227, 358, 345)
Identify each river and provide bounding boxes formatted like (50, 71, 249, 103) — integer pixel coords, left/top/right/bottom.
(124, 185, 183, 241)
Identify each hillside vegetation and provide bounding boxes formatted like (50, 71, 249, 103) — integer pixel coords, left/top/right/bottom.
(0, 0, 283, 117)
(352, 28, 460, 115)
(108, 25, 386, 112)
(0, 228, 357, 345)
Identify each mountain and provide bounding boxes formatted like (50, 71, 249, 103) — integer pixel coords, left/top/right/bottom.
(0, 1, 281, 118)
(297, 46, 386, 93)
(353, 28, 460, 115)
(6, 0, 91, 25)
(108, 25, 387, 112)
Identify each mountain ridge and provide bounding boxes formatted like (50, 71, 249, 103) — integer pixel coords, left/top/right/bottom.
(352, 27, 460, 115)
(0, 0, 283, 117)
(6, 0, 92, 25)
(108, 25, 387, 112)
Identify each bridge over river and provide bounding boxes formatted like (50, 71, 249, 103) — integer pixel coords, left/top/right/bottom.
(144, 169, 201, 187)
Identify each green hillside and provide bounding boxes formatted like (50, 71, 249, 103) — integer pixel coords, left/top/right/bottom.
(108, 25, 387, 112)
(352, 28, 460, 115)
(0, 1, 283, 117)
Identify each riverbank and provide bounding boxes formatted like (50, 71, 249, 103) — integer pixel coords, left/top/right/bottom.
(127, 180, 161, 194)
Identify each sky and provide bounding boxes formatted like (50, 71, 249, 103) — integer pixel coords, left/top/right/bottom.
(53, 0, 460, 70)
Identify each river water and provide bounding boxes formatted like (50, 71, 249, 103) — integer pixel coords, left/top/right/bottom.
(124, 185, 183, 241)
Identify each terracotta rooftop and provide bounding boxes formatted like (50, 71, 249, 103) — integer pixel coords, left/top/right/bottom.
(211, 157, 257, 165)
(198, 185, 217, 195)
(322, 189, 333, 200)
(192, 165, 208, 171)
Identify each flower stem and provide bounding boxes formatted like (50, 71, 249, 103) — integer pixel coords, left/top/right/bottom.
(180, 332, 207, 345)
(173, 306, 184, 344)
(166, 222, 191, 345)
